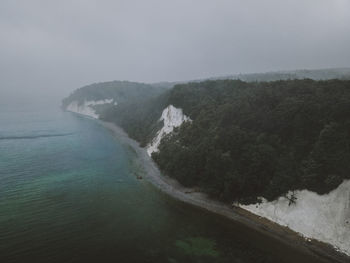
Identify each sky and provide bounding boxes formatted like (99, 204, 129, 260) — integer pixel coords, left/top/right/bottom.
(1, 0, 350, 107)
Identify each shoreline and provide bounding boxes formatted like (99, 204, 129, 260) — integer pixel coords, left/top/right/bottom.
(100, 120, 349, 263)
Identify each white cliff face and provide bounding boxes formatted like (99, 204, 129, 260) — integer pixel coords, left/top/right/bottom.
(240, 180, 350, 255)
(66, 99, 116, 119)
(147, 105, 191, 156)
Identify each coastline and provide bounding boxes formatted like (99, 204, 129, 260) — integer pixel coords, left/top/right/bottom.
(100, 120, 349, 263)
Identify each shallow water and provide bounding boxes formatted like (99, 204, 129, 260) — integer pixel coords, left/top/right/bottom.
(0, 109, 326, 263)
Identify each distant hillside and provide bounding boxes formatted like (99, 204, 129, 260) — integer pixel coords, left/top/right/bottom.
(223, 68, 350, 82)
(62, 81, 166, 108)
(151, 68, 350, 88)
(62, 81, 168, 118)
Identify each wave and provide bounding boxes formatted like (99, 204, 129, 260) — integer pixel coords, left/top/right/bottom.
(0, 133, 74, 140)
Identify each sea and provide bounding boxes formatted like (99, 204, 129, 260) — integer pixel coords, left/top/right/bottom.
(0, 107, 325, 263)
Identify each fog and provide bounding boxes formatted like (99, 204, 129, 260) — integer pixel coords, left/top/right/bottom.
(1, 0, 349, 108)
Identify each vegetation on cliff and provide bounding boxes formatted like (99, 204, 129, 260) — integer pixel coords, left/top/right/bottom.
(151, 79, 350, 203)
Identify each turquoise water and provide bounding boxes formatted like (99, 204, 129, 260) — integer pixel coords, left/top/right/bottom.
(0, 109, 324, 263)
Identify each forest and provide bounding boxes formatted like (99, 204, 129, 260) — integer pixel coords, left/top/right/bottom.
(100, 79, 350, 204)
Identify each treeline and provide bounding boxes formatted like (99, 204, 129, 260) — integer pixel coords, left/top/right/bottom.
(150, 79, 350, 203)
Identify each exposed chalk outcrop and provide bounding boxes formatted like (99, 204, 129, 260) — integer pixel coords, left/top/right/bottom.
(66, 99, 116, 119)
(147, 105, 191, 156)
(240, 180, 350, 255)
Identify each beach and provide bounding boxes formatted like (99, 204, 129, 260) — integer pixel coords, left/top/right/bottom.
(100, 120, 349, 263)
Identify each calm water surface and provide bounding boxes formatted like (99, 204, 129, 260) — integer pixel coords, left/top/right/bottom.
(0, 108, 325, 263)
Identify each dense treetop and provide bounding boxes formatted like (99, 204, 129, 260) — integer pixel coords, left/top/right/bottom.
(152, 79, 350, 203)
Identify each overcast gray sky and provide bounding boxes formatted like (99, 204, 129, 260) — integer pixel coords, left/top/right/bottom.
(1, 0, 350, 107)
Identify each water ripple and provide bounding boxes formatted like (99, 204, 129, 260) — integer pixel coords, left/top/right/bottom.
(0, 133, 74, 140)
